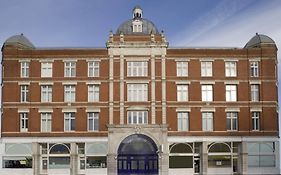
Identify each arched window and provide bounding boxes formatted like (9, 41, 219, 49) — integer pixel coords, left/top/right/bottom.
(208, 143, 231, 168)
(49, 144, 70, 154)
(49, 143, 70, 169)
(169, 143, 193, 168)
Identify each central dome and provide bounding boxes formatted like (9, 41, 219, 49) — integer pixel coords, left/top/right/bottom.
(116, 6, 159, 35)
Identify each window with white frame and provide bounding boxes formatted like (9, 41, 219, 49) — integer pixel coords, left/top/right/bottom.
(177, 61, 188, 77)
(177, 85, 188, 101)
(225, 85, 237, 102)
(64, 61, 76, 77)
(88, 112, 99, 131)
(202, 112, 213, 131)
(88, 61, 99, 77)
(251, 84, 259, 102)
(226, 112, 238, 131)
(64, 112, 75, 131)
(64, 85, 75, 102)
(88, 85, 99, 102)
(41, 113, 52, 132)
(201, 85, 213, 101)
(127, 84, 147, 101)
(20, 85, 29, 102)
(252, 112, 260, 131)
(250, 62, 259, 77)
(21, 61, 29, 77)
(127, 111, 147, 124)
(177, 112, 189, 131)
(225, 61, 237, 77)
(41, 62, 52, 77)
(20, 113, 28, 132)
(127, 61, 147, 77)
(201, 61, 212, 77)
(41, 85, 52, 102)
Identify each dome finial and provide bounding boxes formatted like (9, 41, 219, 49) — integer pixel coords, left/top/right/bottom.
(133, 5, 143, 19)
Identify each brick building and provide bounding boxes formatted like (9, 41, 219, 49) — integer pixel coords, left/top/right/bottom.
(0, 6, 279, 175)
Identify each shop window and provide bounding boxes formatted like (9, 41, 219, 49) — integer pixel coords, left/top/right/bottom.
(3, 157, 32, 168)
(208, 143, 231, 168)
(248, 142, 275, 167)
(86, 156, 107, 168)
(169, 143, 193, 168)
(49, 157, 70, 169)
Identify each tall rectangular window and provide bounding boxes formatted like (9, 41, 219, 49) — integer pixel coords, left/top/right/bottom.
(127, 61, 148, 77)
(226, 112, 238, 131)
(64, 61, 76, 77)
(41, 85, 52, 102)
(20, 113, 28, 132)
(88, 61, 99, 77)
(226, 85, 237, 102)
(41, 62, 52, 77)
(64, 85, 75, 102)
(177, 112, 189, 131)
(201, 61, 212, 77)
(21, 62, 29, 77)
(177, 85, 188, 101)
(201, 85, 213, 101)
(177, 62, 188, 77)
(251, 85, 260, 102)
(127, 111, 148, 124)
(41, 113, 52, 132)
(225, 61, 237, 77)
(88, 112, 99, 131)
(127, 84, 148, 101)
(88, 85, 99, 102)
(202, 112, 213, 131)
(20, 85, 29, 102)
(64, 112, 75, 131)
(252, 112, 260, 131)
(250, 62, 259, 77)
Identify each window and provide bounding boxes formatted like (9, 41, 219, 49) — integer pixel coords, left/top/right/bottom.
(250, 62, 259, 77)
(177, 62, 188, 77)
(225, 61, 237, 77)
(201, 85, 213, 102)
(21, 61, 29, 77)
(20, 85, 29, 102)
(225, 85, 237, 102)
(202, 112, 213, 131)
(226, 112, 238, 131)
(248, 142, 275, 167)
(177, 112, 189, 131)
(64, 85, 75, 102)
(41, 113, 52, 132)
(3, 157, 32, 168)
(64, 61, 76, 77)
(208, 143, 231, 168)
(88, 112, 99, 131)
(177, 85, 188, 101)
(127, 111, 147, 124)
(88, 61, 99, 77)
(127, 61, 147, 77)
(41, 62, 52, 77)
(41, 85, 52, 102)
(133, 21, 142, 32)
(252, 112, 260, 131)
(169, 143, 193, 168)
(20, 113, 28, 132)
(127, 84, 147, 101)
(64, 113, 75, 131)
(251, 85, 259, 102)
(88, 85, 99, 102)
(201, 61, 212, 77)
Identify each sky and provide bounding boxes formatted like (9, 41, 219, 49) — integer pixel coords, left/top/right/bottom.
(1, 0, 281, 129)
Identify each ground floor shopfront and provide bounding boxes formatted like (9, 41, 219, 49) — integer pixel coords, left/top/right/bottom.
(0, 126, 279, 175)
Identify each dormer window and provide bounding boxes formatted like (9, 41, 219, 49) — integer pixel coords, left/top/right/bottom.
(132, 20, 142, 32)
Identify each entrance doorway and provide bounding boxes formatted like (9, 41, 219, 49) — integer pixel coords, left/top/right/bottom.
(117, 134, 158, 175)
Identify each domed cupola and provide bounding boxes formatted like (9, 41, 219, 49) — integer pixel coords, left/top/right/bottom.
(244, 33, 276, 48)
(116, 6, 159, 35)
(3, 33, 35, 49)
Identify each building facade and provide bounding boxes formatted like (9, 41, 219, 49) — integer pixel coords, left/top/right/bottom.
(0, 6, 279, 175)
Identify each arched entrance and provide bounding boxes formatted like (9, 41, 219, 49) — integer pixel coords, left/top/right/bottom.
(117, 134, 158, 175)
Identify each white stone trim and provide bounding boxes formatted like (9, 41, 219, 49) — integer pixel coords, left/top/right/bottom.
(200, 108, 216, 112)
(176, 108, 191, 112)
(86, 81, 101, 85)
(127, 107, 149, 111)
(175, 81, 191, 85)
(199, 58, 214, 62)
(38, 109, 53, 113)
(85, 108, 101, 113)
(225, 108, 240, 112)
(224, 81, 239, 85)
(18, 109, 29, 113)
(18, 82, 30, 85)
(39, 82, 54, 85)
(168, 136, 279, 142)
(124, 58, 150, 61)
(250, 108, 262, 112)
(62, 82, 77, 85)
(18, 59, 31, 62)
(62, 59, 77, 62)
(200, 81, 215, 85)
(249, 80, 261, 84)
(249, 58, 261, 62)
(86, 58, 101, 62)
(62, 108, 77, 113)
(39, 59, 54, 62)
(126, 80, 149, 84)
(174, 58, 190, 62)
(224, 59, 238, 62)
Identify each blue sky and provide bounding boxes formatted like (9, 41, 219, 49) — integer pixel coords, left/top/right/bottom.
(0, 0, 281, 118)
